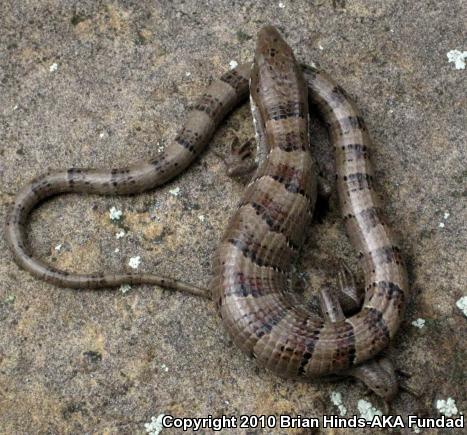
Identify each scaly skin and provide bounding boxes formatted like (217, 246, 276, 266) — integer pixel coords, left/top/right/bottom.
(5, 26, 408, 389)
(212, 27, 408, 379)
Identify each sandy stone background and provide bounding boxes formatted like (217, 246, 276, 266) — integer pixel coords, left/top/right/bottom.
(0, 1, 465, 434)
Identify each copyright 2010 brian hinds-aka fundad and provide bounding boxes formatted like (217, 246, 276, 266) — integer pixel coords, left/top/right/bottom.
(161, 414, 464, 431)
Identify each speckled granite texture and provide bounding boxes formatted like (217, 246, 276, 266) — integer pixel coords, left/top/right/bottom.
(0, 1, 465, 434)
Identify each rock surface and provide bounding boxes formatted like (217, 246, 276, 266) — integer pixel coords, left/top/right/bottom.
(0, 1, 465, 433)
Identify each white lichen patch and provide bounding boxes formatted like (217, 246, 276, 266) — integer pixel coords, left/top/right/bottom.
(447, 50, 467, 70)
(330, 391, 347, 416)
(116, 230, 125, 239)
(456, 296, 467, 317)
(411, 318, 426, 329)
(109, 206, 123, 221)
(145, 414, 165, 435)
(439, 210, 450, 228)
(120, 284, 131, 294)
(436, 397, 458, 417)
(49, 62, 58, 72)
(358, 399, 382, 421)
(128, 256, 141, 269)
(229, 60, 238, 70)
(4, 294, 16, 304)
(168, 187, 180, 196)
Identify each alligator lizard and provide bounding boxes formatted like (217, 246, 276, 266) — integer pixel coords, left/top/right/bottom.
(5, 26, 408, 401)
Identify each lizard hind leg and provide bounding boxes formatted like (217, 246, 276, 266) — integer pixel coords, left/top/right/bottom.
(214, 135, 258, 180)
(226, 136, 258, 177)
(318, 281, 399, 403)
(336, 260, 364, 315)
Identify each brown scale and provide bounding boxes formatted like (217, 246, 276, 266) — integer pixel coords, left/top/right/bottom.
(244, 191, 309, 249)
(223, 271, 285, 298)
(220, 68, 250, 93)
(5, 26, 409, 402)
(269, 162, 308, 195)
(226, 223, 297, 272)
(272, 129, 308, 152)
(193, 93, 225, 123)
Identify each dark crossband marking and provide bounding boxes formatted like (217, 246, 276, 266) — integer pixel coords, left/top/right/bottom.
(228, 235, 285, 271)
(344, 207, 386, 232)
(331, 321, 356, 368)
(242, 194, 288, 230)
(225, 272, 283, 298)
(220, 69, 249, 93)
(329, 85, 348, 106)
(265, 101, 306, 120)
(237, 199, 300, 252)
(274, 130, 308, 152)
(358, 207, 385, 231)
(362, 307, 391, 346)
(254, 163, 311, 200)
(110, 168, 130, 175)
(66, 168, 89, 187)
(341, 144, 370, 161)
(150, 154, 169, 175)
(248, 199, 300, 251)
(193, 93, 224, 121)
(109, 168, 133, 188)
(67, 168, 82, 175)
(175, 127, 201, 153)
(343, 172, 374, 192)
(30, 178, 51, 195)
(361, 245, 403, 267)
(67, 168, 82, 184)
(270, 163, 307, 195)
(109, 169, 136, 186)
(334, 116, 367, 136)
(372, 281, 405, 300)
(270, 173, 308, 197)
(298, 327, 322, 375)
(228, 308, 280, 330)
(245, 196, 288, 230)
(368, 281, 405, 314)
(254, 307, 290, 339)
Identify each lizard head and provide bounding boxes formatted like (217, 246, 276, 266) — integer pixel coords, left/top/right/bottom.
(347, 355, 399, 403)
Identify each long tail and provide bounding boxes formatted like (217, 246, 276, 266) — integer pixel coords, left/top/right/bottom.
(4, 64, 251, 295)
